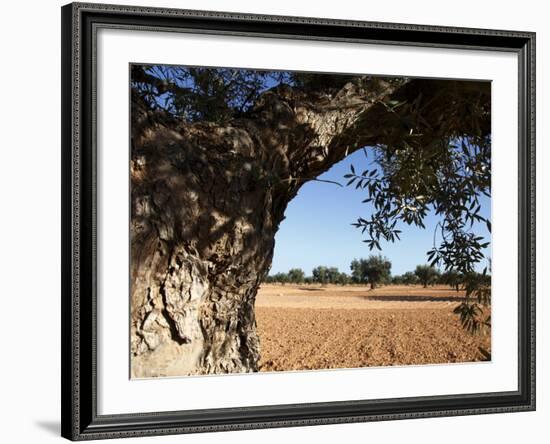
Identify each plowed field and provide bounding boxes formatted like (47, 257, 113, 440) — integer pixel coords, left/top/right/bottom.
(256, 284, 490, 372)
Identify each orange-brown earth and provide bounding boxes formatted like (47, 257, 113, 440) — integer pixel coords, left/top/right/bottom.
(255, 284, 490, 372)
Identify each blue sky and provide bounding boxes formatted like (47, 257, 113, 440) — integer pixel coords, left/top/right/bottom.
(269, 149, 491, 277)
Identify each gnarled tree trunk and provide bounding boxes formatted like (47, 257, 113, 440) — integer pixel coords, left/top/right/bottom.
(130, 78, 407, 377)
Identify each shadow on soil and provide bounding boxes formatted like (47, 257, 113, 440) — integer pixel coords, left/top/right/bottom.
(362, 294, 467, 303)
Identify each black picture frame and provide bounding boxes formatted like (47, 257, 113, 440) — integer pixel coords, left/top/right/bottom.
(61, 2, 536, 440)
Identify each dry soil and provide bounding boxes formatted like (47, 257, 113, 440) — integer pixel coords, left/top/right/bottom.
(255, 284, 490, 372)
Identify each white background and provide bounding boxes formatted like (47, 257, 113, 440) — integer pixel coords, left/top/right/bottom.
(0, 0, 546, 443)
(98, 29, 518, 415)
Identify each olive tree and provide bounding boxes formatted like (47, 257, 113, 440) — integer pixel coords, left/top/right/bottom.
(440, 269, 463, 292)
(287, 268, 305, 284)
(350, 256, 392, 289)
(401, 272, 420, 286)
(312, 266, 342, 285)
(130, 65, 490, 376)
(414, 265, 440, 288)
(312, 266, 329, 285)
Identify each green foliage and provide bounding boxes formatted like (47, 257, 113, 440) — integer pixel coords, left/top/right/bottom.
(401, 272, 419, 286)
(450, 270, 491, 334)
(453, 302, 490, 335)
(414, 265, 440, 288)
(347, 138, 491, 276)
(391, 275, 404, 285)
(335, 272, 351, 285)
(440, 269, 463, 292)
(287, 268, 305, 284)
(268, 272, 289, 285)
(453, 303, 484, 334)
(266, 267, 350, 286)
(131, 65, 293, 124)
(311, 266, 348, 285)
(350, 255, 392, 289)
(312, 266, 329, 285)
(345, 80, 491, 276)
(463, 271, 492, 305)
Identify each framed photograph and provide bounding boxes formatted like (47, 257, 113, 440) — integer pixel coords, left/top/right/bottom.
(61, 2, 535, 440)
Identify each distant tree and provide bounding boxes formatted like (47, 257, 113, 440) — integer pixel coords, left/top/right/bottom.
(312, 266, 344, 285)
(401, 271, 419, 286)
(440, 270, 463, 292)
(335, 272, 351, 286)
(327, 267, 341, 284)
(287, 268, 305, 284)
(271, 272, 289, 285)
(312, 266, 329, 285)
(266, 268, 350, 286)
(350, 259, 363, 283)
(414, 265, 439, 288)
(432, 269, 442, 286)
(392, 275, 404, 285)
(350, 255, 392, 289)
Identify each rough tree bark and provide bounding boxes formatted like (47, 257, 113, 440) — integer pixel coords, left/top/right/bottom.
(130, 77, 408, 377)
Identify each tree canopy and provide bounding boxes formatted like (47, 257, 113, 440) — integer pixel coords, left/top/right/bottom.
(312, 266, 347, 285)
(287, 268, 305, 284)
(350, 256, 392, 289)
(132, 64, 491, 278)
(414, 265, 440, 288)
